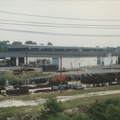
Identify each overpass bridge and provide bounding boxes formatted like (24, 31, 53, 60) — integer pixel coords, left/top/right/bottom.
(0, 45, 119, 66)
(0, 51, 120, 58)
(1, 44, 120, 57)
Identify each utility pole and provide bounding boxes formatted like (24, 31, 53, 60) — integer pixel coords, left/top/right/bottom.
(26, 46, 28, 72)
(60, 57, 62, 93)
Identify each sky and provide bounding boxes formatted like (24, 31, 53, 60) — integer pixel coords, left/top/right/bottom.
(0, 0, 120, 47)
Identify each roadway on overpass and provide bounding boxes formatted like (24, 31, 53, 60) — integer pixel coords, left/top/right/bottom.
(0, 51, 120, 57)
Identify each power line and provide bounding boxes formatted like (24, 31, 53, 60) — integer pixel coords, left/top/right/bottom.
(0, 22, 120, 29)
(0, 10, 120, 21)
(0, 28, 120, 37)
(0, 19, 120, 26)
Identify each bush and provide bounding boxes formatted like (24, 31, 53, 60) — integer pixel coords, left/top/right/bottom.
(48, 113, 72, 120)
(88, 98, 120, 120)
(104, 98, 120, 106)
(72, 112, 89, 120)
(105, 104, 120, 120)
(40, 98, 64, 120)
(48, 112, 89, 120)
(88, 100, 106, 120)
(0, 72, 18, 83)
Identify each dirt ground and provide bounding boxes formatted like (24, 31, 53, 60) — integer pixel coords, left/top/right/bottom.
(0, 90, 120, 107)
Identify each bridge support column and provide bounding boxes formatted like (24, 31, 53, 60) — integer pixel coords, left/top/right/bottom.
(19, 57, 24, 66)
(10, 57, 16, 66)
(16, 57, 19, 66)
(24, 57, 29, 66)
(24, 57, 26, 66)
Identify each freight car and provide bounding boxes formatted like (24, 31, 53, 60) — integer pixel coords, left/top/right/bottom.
(13, 68, 35, 75)
(42, 65, 59, 72)
(80, 72, 120, 86)
(49, 75, 67, 85)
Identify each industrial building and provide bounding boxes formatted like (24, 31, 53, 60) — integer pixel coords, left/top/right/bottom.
(100, 53, 118, 66)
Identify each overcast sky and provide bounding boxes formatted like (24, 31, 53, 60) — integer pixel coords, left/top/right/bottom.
(0, 0, 120, 47)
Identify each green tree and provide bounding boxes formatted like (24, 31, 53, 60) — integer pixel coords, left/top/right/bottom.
(0, 40, 10, 51)
(40, 43, 44, 45)
(25, 40, 37, 45)
(12, 41, 22, 45)
(47, 42, 53, 45)
(40, 98, 64, 120)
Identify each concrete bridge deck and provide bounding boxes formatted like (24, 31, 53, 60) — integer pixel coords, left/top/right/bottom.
(0, 51, 120, 58)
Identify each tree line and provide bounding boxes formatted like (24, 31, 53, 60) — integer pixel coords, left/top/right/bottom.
(0, 40, 53, 52)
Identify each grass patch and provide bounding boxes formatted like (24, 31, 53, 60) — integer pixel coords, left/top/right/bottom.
(0, 105, 42, 120)
(0, 88, 120, 120)
(63, 93, 120, 109)
(17, 71, 51, 80)
(0, 71, 51, 82)
(0, 93, 119, 120)
(56, 85, 120, 96)
(0, 72, 18, 81)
